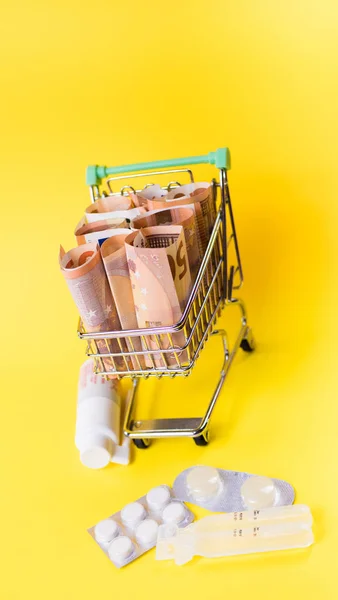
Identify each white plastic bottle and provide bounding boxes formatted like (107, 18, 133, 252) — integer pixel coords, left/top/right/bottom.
(75, 359, 122, 469)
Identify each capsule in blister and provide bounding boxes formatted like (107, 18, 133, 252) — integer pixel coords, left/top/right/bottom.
(173, 466, 294, 512)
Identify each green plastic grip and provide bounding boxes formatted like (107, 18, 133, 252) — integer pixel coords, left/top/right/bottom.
(86, 147, 230, 186)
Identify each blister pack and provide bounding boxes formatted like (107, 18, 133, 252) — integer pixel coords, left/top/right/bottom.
(88, 485, 194, 568)
(173, 466, 295, 512)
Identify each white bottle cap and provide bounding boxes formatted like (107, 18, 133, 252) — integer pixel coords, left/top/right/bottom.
(94, 519, 119, 544)
(80, 434, 115, 469)
(241, 476, 277, 509)
(135, 518, 159, 546)
(121, 502, 146, 529)
(162, 502, 186, 525)
(108, 536, 134, 562)
(186, 466, 223, 502)
(146, 485, 171, 512)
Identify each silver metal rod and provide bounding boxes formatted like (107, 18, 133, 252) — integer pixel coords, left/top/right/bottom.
(224, 169, 244, 289)
(219, 168, 228, 300)
(126, 418, 204, 439)
(103, 168, 194, 196)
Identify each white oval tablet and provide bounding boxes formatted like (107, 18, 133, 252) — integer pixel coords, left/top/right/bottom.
(135, 518, 159, 546)
(108, 536, 134, 562)
(162, 502, 186, 525)
(121, 502, 146, 529)
(241, 476, 277, 509)
(186, 466, 223, 502)
(94, 518, 119, 544)
(146, 485, 171, 512)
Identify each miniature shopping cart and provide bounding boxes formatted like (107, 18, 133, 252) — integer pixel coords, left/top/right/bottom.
(79, 148, 255, 448)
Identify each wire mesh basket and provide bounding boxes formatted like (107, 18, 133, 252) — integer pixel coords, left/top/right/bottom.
(77, 149, 255, 446)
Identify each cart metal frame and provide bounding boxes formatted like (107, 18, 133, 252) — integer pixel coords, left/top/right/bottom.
(78, 148, 255, 447)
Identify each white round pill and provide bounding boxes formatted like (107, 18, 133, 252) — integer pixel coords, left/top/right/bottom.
(108, 536, 134, 562)
(135, 518, 159, 546)
(146, 485, 171, 512)
(94, 519, 119, 544)
(241, 476, 277, 509)
(162, 502, 186, 525)
(121, 502, 146, 529)
(186, 466, 223, 502)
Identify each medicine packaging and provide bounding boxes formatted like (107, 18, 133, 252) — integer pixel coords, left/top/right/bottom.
(173, 466, 294, 512)
(156, 505, 313, 565)
(88, 485, 194, 568)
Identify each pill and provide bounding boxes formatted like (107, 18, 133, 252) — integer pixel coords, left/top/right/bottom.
(186, 466, 223, 502)
(135, 518, 159, 546)
(241, 476, 277, 509)
(162, 502, 186, 525)
(94, 519, 119, 544)
(146, 485, 171, 512)
(121, 502, 146, 529)
(108, 536, 134, 562)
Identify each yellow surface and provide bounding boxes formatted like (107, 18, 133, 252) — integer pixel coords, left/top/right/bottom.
(1, 1, 338, 598)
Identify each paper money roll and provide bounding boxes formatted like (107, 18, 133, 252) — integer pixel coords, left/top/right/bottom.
(59, 243, 123, 374)
(101, 234, 145, 371)
(74, 217, 129, 245)
(135, 184, 166, 203)
(131, 207, 201, 281)
(85, 195, 147, 223)
(125, 225, 192, 369)
(142, 182, 216, 255)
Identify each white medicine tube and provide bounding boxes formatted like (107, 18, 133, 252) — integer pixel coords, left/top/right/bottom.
(156, 505, 314, 565)
(75, 359, 121, 469)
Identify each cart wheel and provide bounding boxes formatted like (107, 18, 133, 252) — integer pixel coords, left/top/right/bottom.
(240, 329, 255, 353)
(133, 438, 151, 449)
(193, 430, 209, 446)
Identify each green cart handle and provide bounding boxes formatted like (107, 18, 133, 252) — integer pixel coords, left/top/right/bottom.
(86, 147, 230, 186)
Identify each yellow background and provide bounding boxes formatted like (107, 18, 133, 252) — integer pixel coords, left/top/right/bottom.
(1, 1, 337, 598)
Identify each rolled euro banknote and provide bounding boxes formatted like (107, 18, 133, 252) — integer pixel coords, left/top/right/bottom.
(85, 195, 147, 223)
(100, 234, 145, 371)
(125, 225, 191, 368)
(59, 243, 123, 374)
(143, 182, 216, 255)
(135, 184, 166, 203)
(131, 206, 200, 280)
(74, 217, 129, 245)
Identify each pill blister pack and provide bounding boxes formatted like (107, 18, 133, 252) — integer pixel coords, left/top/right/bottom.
(173, 466, 295, 512)
(88, 485, 194, 568)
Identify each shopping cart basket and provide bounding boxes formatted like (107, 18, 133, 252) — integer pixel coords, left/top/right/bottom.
(79, 148, 255, 448)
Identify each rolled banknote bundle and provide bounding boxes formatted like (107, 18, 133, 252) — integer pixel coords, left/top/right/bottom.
(59, 243, 123, 373)
(101, 234, 145, 370)
(141, 182, 216, 255)
(75, 217, 129, 245)
(131, 207, 200, 280)
(167, 182, 216, 237)
(125, 225, 191, 368)
(135, 184, 166, 203)
(85, 194, 147, 223)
